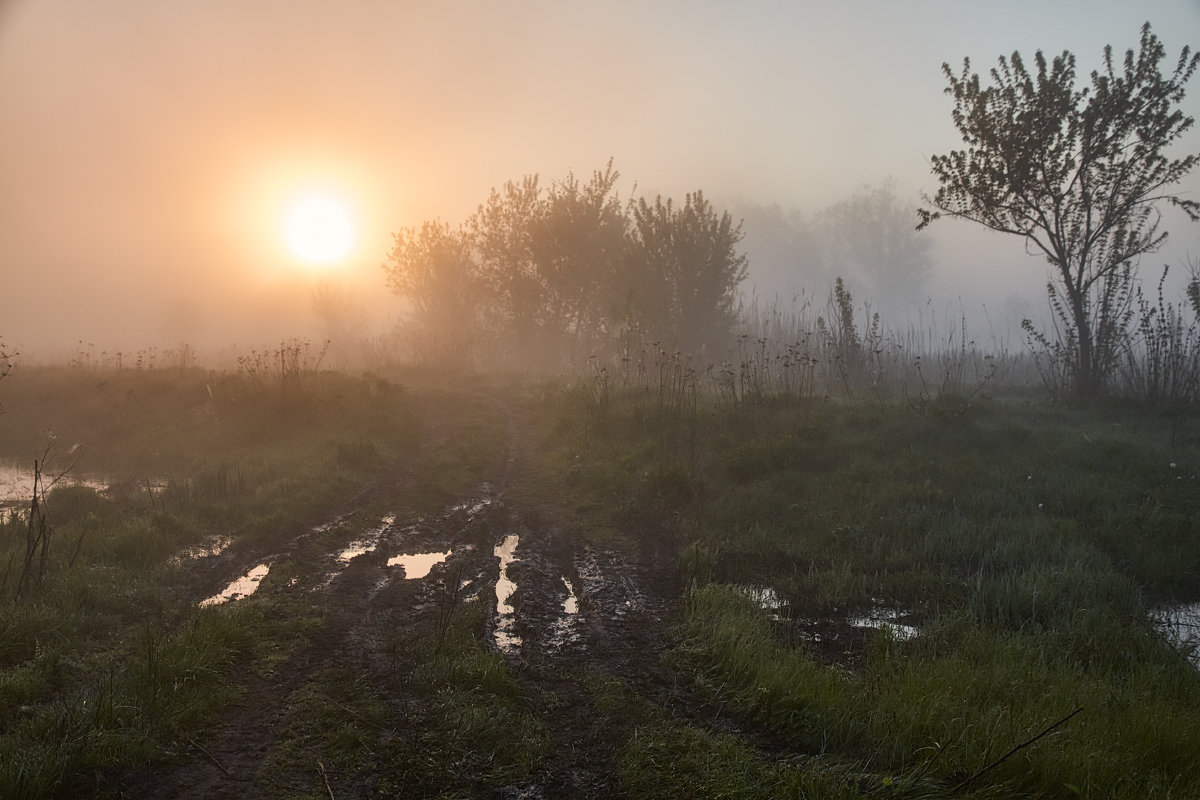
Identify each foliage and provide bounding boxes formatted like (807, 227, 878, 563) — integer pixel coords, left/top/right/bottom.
(626, 190, 748, 353)
(920, 23, 1200, 397)
(1118, 263, 1200, 406)
(383, 161, 749, 369)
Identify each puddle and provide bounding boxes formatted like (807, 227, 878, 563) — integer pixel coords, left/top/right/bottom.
(448, 491, 495, 519)
(173, 534, 232, 561)
(0, 461, 109, 517)
(736, 585, 788, 618)
(562, 576, 579, 615)
(1153, 602, 1200, 666)
(199, 562, 270, 607)
(849, 604, 920, 641)
(388, 550, 450, 579)
(335, 513, 396, 563)
(494, 534, 522, 652)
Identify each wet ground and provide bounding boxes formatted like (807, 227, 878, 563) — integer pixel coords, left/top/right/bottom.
(98, 393, 1200, 799)
(112, 394, 684, 799)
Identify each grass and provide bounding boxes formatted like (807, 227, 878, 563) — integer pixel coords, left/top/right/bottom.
(0, 365, 420, 797)
(548, 378, 1200, 798)
(0, 360, 1197, 797)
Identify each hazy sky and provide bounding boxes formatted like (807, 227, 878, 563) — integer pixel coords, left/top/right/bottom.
(2, 1, 1198, 359)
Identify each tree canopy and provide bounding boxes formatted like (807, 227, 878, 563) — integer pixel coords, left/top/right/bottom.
(382, 163, 748, 368)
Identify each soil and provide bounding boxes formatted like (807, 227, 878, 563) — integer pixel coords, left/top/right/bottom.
(107, 390, 740, 800)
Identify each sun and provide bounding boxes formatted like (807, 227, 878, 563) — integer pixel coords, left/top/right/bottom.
(283, 190, 356, 265)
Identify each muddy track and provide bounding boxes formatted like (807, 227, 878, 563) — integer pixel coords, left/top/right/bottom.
(110, 390, 718, 799)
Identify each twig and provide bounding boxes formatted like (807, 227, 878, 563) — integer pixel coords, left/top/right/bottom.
(145, 477, 159, 513)
(187, 738, 233, 777)
(952, 706, 1084, 792)
(318, 760, 336, 800)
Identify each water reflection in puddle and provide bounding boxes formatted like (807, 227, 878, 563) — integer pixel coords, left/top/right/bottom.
(200, 563, 270, 607)
(173, 535, 232, 561)
(849, 605, 919, 641)
(388, 550, 449, 579)
(335, 514, 396, 563)
(562, 576, 579, 615)
(494, 534, 521, 652)
(0, 462, 109, 516)
(1154, 602, 1200, 667)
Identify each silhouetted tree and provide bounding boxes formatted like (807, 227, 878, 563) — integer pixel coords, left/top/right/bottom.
(821, 179, 932, 310)
(383, 220, 480, 364)
(627, 191, 748, 352)
(384, 164, 748, 367)
(919, 24, 1200, 397)
(470, 175, 544, 353)
(529, 161, 628, 357)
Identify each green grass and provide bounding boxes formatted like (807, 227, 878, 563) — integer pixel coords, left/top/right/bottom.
(551, 383, 1200, 799)
(1, 364, 1198, 797)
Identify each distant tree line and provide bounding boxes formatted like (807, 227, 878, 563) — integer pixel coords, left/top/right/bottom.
(383, 162, 748, 369)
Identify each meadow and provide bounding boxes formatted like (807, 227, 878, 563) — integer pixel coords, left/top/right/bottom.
(0, 350, 1196, 799)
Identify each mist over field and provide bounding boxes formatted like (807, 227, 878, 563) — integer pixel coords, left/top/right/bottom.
(2, 1, 1197, 365)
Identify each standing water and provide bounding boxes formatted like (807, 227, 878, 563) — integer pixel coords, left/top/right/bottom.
(200, 563, 270, 607)
(494, 534, 521, 652)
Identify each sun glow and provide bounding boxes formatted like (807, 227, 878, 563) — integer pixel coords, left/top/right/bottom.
(284, 190, 357, 265)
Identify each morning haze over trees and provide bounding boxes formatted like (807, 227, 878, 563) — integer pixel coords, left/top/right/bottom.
(382, 23, 1200, 403)
(384, 161, 748, 369)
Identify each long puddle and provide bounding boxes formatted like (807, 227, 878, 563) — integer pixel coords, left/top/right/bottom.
(335, 513, 397, 563)
(494, 534, 522, 652)
(200, 562, 270, 607)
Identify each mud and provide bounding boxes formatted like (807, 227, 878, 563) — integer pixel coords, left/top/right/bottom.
(109, 394, 742, 799)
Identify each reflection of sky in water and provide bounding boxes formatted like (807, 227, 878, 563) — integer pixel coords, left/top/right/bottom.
(200, 563, 270, 607)
(335, 513, 396, 563)
(1155, 603, 1200, 668)
(562, 576, 579, 615)
(494, 534, 521, 652)
(387, 550, 449, 579)
(0, 461, 107, 509)
(849, 606, 919, 641)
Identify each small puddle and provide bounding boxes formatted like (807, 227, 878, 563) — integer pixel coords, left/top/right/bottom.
(849, 604, 919, 641)
(562, 576, 579, 615)
(1153, 602, 1200, 667)
(335, 513, 396, 563)
(736, 585, 787, 615)
(388, 550, 449, 579)
(494, 534, 522, 652)
(173, 534, 232, 561)
(448, 492, 495, 519)
(200, 562, 270, 607)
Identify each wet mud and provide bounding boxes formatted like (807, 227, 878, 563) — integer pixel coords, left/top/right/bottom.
(113, 394, 689, 800)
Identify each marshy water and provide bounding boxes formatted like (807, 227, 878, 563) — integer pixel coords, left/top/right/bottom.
(0, 461, 108, 516)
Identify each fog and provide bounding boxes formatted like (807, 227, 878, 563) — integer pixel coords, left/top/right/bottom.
(2, 0, 1198, 364)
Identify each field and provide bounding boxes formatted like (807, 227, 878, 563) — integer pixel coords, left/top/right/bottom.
(0, 363, 1197, 799)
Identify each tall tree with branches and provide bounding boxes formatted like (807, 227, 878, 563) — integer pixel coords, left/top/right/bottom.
(919, 23, 1200, 397)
